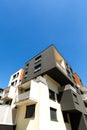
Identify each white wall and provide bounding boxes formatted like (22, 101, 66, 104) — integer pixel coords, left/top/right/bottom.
(38, 75, 67, 130)
(8, 86, 16, 99)
(0, 105, 16, 125)
(15, 75, 67, 130)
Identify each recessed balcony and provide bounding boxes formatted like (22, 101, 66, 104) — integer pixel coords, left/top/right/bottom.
(1, 86, 16, 100)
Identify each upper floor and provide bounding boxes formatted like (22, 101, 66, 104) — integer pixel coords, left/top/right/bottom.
(22, 45, 75, 86)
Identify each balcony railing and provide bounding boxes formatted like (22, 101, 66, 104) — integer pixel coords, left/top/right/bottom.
(59, 84, 77, 94)
(64, 84, 77, 93)
(15, 91, 30, 103)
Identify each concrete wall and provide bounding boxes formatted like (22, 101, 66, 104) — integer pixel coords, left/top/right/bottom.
(15, 103, 39, 130)
(16, 75, 67, 130)
(0, 105, 16, 125)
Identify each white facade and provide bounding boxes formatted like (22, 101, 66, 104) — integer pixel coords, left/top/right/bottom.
(0, 69, 24, 126)
(15, 75, 70, 130)
(0, 73, 72, 130)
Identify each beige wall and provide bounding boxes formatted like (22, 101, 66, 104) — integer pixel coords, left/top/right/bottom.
(16, 103, 39, 130)
(15, 75, 67, 130)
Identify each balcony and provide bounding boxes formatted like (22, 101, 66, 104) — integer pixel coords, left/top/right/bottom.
(15, 80, 39, 106)
(63, 84, 77, 93)
(56, 62, 67, 75)
(15, 91, 31, 103)
(59, 84, 85, 113)
(2, 92, 9, 99)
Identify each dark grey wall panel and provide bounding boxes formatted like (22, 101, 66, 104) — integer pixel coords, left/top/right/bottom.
(22, 46, 56, 83)
(69, 113, 87, 130)
(60, 89, 86, 113)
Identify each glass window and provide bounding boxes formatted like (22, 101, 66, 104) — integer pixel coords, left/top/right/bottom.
(17, 72, 19, 77)
(34, 64, 41, 72)
(13, 74, 16, 80)
(35, 55, 41, 63)
(50, 107, 57, 121)
(11, 82, 14, 86)
(25, 104, 35, 118)
(26, 63, 29, 69)
(24, 71, 28, 78)
(49, 89, 55, 101)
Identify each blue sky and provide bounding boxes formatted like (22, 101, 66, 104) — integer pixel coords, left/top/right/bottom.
(0, 0, 87, 88)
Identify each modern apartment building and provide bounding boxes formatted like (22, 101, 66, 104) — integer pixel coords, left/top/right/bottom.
(0, 45, 87, 130)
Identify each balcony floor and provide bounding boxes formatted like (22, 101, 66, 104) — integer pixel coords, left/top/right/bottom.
(15, 98, 37, 106)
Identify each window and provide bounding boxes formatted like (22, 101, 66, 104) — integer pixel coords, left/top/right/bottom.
(25, 104, 35, 118)
(25, 88, 30, 92)
(50, 107, 57, 121)
(11, 82, 14, 86)
(13, 74, 16, 80)
(34, 64, 41, 72)
(24, 71, 28, 78)
(26, 63, 29, 69)
(49, 89, 55, 101)
(5, 100, 12, 105)
(35, 55, 41, 63)
(73, 93, 79, 104)
(67, 70, 71, 78)
(17, 72, 19, 77)
(75, 86, 80, 94)
(15, 80, 17, 85)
